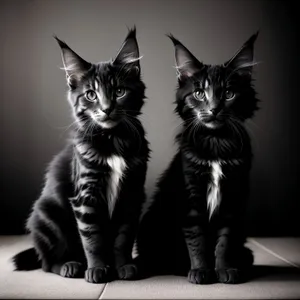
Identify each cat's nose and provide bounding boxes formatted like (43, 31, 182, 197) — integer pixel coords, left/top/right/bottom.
(102, 107, 114, 116)
(210, 108, 220, 116)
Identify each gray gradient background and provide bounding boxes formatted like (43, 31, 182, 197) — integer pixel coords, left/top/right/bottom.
(0, 0, 299, 236)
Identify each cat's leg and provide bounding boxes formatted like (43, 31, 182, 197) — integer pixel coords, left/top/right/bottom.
(29, 198, 85, 278)
(49, 235, 86, 278)
(182, 160, 215, 284)
(215, 180, 253, 284)
(215, 228, 239, 283)
(113, 201, 141, 280)
(215, 228, 253, 284)
(114, 186, 146, 280)
(72, 197, 113, 284)
(33, 235, 84, 278)
(182, 208, 215, 284)
(114, 221, 138, 280)
(114, 163, 148, 280)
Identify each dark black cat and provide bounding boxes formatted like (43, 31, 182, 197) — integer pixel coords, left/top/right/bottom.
(12, 28, 150, 283)
(136, 33, 259, 284)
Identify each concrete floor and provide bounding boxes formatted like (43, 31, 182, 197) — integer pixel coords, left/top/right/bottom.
(0, 236, 300, 299)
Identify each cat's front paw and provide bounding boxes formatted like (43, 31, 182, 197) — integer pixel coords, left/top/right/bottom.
(60, 261, 84, 278)
(188, 268, 215, 284)
(85, 266, 113, 283)
(216, 268, 243, 284)
(117, 263, 138, 280)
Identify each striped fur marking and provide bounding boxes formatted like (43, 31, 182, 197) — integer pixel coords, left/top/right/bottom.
(77, 219, 94, 231)
(76, 143, 104, 165)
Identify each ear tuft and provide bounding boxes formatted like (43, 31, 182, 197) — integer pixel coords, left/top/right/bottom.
(125, 25, 137, 40)
(166, 33, 182, 47)
(113, 27, 141, 67)
(53, 35, 68, 50)
(245, 31, 259, 48)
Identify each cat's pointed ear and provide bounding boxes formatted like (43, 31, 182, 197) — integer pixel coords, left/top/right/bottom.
(168, 34, 203, 78)
(54, 36, 91, 85)
(113, 27, 140, 68)
(224, 31, 259, 76)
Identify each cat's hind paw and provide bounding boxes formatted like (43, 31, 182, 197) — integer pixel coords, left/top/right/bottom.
(117, 263, 138, 280)
(60, 261, 84, 278)
(188, 268, 215, 284)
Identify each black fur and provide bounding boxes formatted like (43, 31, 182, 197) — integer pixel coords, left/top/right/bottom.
(12, 248, 41, 271)
(136, 32, 259, 284)
(12, 28, 150, 284)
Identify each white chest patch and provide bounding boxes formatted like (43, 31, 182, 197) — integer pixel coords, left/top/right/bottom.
(207, 161, 223, 219)
(106, 155, 127, 218)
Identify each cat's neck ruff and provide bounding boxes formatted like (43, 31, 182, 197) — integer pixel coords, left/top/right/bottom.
(201, 158, 243, 166)
(184, 148, 244, 167)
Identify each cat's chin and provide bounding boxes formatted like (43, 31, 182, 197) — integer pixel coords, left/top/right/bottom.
(203, 120, 223, 129)
(96, 120, 119, 129)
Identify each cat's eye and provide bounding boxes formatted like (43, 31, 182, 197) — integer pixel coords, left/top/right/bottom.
(115, 87, 126, 99)
(85, 90, 97, 102)
(193, 89, 205, 101)
(225, 90, 235, 101)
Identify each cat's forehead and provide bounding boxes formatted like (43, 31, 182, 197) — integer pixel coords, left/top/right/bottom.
(199, 65, 226, 87)
(94, 62, 114, 77)
(86, 62, 115, 85)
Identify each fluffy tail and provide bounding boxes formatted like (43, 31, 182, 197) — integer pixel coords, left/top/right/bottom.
(12, 248, 41, 271)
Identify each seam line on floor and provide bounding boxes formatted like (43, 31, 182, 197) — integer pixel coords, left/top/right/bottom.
(98, 282, 108, 299)
(249, 238, 300, 269)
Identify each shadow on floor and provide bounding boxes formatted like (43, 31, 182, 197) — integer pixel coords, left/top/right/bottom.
(251, 265, 300, 281)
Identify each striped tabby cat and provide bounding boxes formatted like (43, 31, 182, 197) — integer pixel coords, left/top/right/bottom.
(12, 28, 149, 284)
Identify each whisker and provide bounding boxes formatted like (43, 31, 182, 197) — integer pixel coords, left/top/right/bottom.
(186, 118, 198, 144)
(179, 117, 196, 139)
(173, 117, 196, 131)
